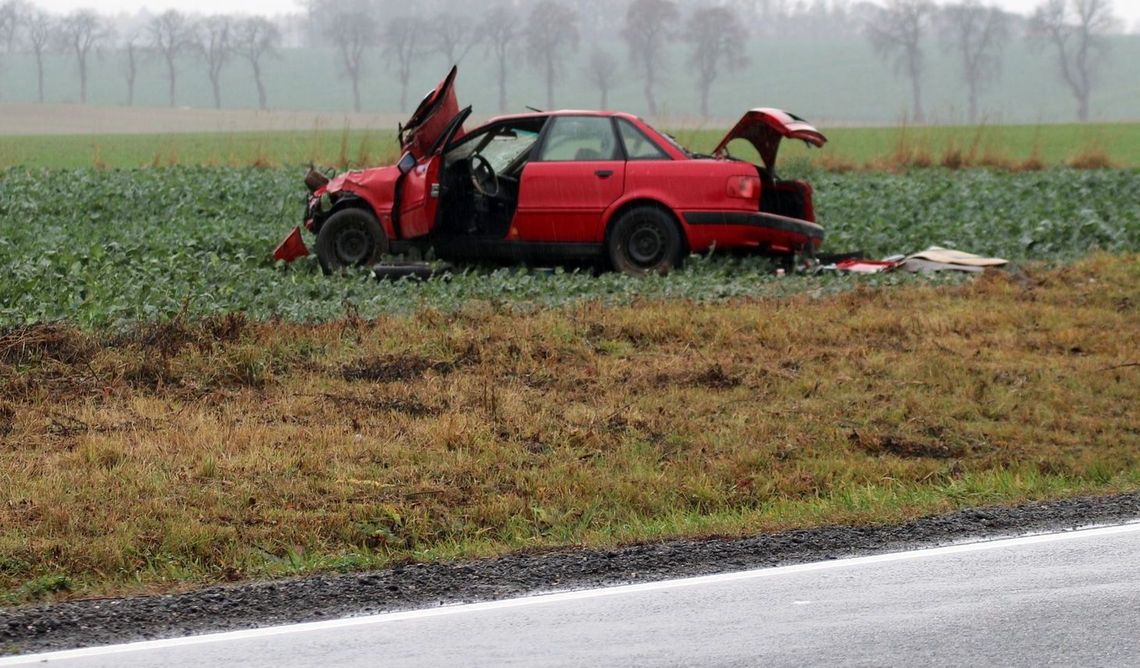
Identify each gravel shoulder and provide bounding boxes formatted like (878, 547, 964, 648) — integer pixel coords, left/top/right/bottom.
(4, 492, 1139, 656)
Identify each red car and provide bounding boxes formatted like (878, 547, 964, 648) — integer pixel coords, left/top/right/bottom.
(274, 67, 827, 275)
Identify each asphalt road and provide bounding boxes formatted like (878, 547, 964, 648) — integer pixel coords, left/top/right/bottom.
(7, 523, 1139, 667)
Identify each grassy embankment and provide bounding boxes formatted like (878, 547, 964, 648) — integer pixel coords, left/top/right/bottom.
(1, 254, 1137, 603)
(0, 122, 1137, 170)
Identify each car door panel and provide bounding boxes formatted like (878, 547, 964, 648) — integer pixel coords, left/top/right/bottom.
(397, 156, 441, 239)
(513, 161, 625, 243)
(397, 108, 472, 239)
(512, 116, 625, 243)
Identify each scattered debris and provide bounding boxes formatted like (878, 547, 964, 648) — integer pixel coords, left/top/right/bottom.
(899, 247, 1009, 273)
(823, 246, 1008, 274)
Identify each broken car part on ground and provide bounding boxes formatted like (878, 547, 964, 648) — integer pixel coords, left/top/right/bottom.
(274, 66, 828, 276)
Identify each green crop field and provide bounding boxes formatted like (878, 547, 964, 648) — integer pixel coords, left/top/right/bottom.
(0, 166, 1136, 329)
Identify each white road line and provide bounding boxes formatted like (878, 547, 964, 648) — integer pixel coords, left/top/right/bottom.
(4, 521, 1140, 665)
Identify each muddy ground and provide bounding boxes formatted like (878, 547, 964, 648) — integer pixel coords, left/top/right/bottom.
(3, 492, 1139, 656)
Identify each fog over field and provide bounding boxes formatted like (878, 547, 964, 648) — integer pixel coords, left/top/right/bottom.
(0, 0, 1136, 126)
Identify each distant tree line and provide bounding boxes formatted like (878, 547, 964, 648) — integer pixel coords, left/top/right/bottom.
(867, 0, 1119, 123)
(0, 0, 1126, 122)
(0, 0, 280, 108)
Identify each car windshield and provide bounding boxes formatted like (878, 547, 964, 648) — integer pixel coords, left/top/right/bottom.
(447, 123, 542, 173)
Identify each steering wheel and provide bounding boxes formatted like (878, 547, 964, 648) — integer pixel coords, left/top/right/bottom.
(469, 154, 500, 198)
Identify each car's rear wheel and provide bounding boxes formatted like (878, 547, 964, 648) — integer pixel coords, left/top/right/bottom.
(607, 206, 683, 276)
(315, 208, 388, 273)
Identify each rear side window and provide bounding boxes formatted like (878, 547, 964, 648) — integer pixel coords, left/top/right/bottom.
(538, 116, 620, 161)
(618, 120, 669, 160)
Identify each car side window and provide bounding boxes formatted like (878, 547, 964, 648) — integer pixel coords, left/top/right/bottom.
(537, 116, 620, 162)
(618, 120, 669, 160)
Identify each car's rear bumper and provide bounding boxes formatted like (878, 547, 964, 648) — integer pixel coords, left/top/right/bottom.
(682, 211, 824, 242)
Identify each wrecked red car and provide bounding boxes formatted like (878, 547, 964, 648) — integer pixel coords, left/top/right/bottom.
(274, 66, 827, 275)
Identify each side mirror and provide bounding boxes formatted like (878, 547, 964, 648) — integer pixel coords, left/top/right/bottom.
(304, 167, 329, 193)
(397, 151, 416, 175)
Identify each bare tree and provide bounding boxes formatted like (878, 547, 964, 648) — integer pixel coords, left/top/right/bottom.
(23, 6, 54, 103)
(327, 2, 377, 113)
(383, 17, 423, 113)
(1030, 0, 1116, 122)
(0, 0, 22, 53)
(0, 1, 25, 101)
(60, 9, 110, 105)
(571, 0, 611, 39)
(585, 48, 618, 108)
(150, 10, 197, 107)
(235, 16, 280, 111)
(122, 32, 143, 106)
(429, 12, 477, 65)
(685, 6, 749, 118)
(866, 0, 935, 123)
(938, 2, 1010, 124)
(798, 0, 855, 38)
(621, 0, 679, 116)
(733, 0, 790, 28)
(479, 6, 518, 113)
(199, 15, 234, 109)
(525, 0, 579, 110)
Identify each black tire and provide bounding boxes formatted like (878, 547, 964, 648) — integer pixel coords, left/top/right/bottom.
(606, 206, 683, 276)
(315, 208, 388, 274)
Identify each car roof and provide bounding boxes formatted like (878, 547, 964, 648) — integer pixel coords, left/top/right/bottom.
(484, 109, 641, 125)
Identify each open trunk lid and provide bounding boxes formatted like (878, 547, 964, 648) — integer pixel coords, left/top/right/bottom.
(714, 108, 827, 169)
(399, 66, 466, 158)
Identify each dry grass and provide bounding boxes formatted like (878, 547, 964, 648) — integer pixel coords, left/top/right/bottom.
(812, 126, 1123, 174)
(1, 255, 1138, 602)
(1014, 150, 1046, 172)
(939, 144, 966, 170)
(813, 152, 859, 173)
(1066, 146, 1117, 169)
(249, 143, 277, 170)
(858, 138, 1104, 173)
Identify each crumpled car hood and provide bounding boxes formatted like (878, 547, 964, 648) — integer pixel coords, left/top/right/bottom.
(326, 165, 400, 199)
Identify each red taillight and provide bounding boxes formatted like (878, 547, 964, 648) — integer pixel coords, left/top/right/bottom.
(726, 175, 760, 199)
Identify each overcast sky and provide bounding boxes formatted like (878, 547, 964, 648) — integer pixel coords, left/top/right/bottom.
(26, 0, 1140, 25)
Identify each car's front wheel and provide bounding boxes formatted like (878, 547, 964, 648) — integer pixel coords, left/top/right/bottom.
(606, 206, 683, 276)
(315, 208, 387, 274)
